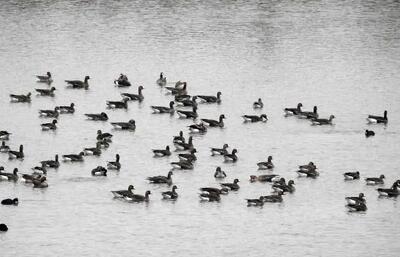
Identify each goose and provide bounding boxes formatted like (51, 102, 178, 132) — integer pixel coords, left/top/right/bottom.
(147, 171, 173, 184)
(299, 106, 318, 119)
(246, 197, 264, 206)
(32, 176, 48, 188)
(165, 82, 187, 95)
(201, 114, 225, 127)
(299, 162, 317, 171)
(377, 180, 400, 197)
(249, 174, 280, 183)
(35, 87, 56, 96)
(36, 72, 53, 83)
(199, 187, 229, 195)
(257, 156, 274, 169)
(0, 224, 8, 232)
(65, 76, 90, 89)
(0, 168, 18, 181)
(152, 146, 171, 157)
(85, 112, 108, 121)
(156, 72, 167, 86)
(174, 136, 193, 150)
(273, 178, 286, 186)
(173, 131, 185, 144)
(346, 202, 367, 212)
(41, 119, 57, 130)
(98, 139, 110, 148)
(242, 114, 268, 123)
(151, 101, 175, 114)
(214, 167, 227, 178)
(107, 154, 121, 170)
(62, 152, 84, 162)
(272, 180, 295, 193)
(91, 166, 107, 176)
(106, 98, 128, 109)
(344, 171, 360, 180)
(38, 108, 59, 118)
(8, 145, 24, 159)
(97, 130, 113, 141)
(178, 149, 197, 162)
(188, 122, 207, 133)
(210, 144, 229, 156)
(1, 198, 18, 205)
(311, 115, 335, 125)
(365, 175, 385, 185)
(224, 149, 238, 162)
(175, 94, 191, 102)
(170, 160, 194, 170)
(56, 103, 75, 114)
(261, 192, 284, 203)
(40, 154, 59, 168)
(114, 74, 131, 87)
(162, 185, 178, 200)
(220, 179, 240, 191)
(365, 130, 375, 137)
(21, 173, 42, 183)
(111, 185, 134, 198)
(110, 119, 136, 130)
(199, 192, 221, 202)
(10, 92, 31, 102)
(197, 92, 222, 104)
(177, 106, 198, 119)
(83, 142, 102, 156)
(0, 141, 10, 152)
(125, 190, 151, 202)
(284, 103, 302, 116)
(253, 98, 263, 109)
(31, 165, 47, 175)
(345, 193, 366, 205)
(176, 96, 197, 107)
(297, 168, 319, 178)
(367, 110, 388, 124)
(0, 131, 11, 140)
(121, 86, 144, 101)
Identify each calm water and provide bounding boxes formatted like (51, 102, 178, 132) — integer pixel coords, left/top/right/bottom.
(1, 0, 400, 256)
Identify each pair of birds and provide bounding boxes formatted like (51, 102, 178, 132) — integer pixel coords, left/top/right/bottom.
(210, 143, 238, 162)
(344, 171, 386, 185)
(345, 193, 367, 212)
(1, 198, 18, 205)
(284, 103, 335, 125)
(36, 72, 89, 88)
(246, 192, 284, 206)
(296, 162, 319, 178)
(91, 154, 122, 175)
(199, 179, 240, 202)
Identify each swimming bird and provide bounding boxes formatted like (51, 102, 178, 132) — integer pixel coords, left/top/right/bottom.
(91, 166, 107, 176)
(365, 175, 385, 185)
(272, 180, 295, 193)
(188, 122, 207, 133)
(298, 106, 318, 119)
(0, 224, 8, 232)
(246, 197, 264, 206)
(56, 103, 75, 114)
(106, 98, 128, 109)
(35, 87, 56, 96)
(257, 156, 274, 169)
(110, 119, 136, 130)
(114, 74, 131, 87)
(147, 171, 173, 184)
(170, 160, 194, 170)
(174, 136, 193, 150)
(125, 191, 151, 202)
(175, 94, 191, 102)
(38, 108, 59, 118)
(0, 131, 11, 140)
(162, 185, 178, 200)
(62, 152, 84, 162)
(121, 86, 144, 102)
(344, 171, 360, 180)
(214, 167, 227, 178)
(210, 144, 229, 156)
(242, 114, 268, 123)
(367, 110, 388, 124)
(83, 142, 102, 156)
(220, 179, 240, 191)
(8, 145, 24, 159)
(297, 168, 319, 178)
(199, 192, 221, 202)
(345, 193, 366, 205)
(111, 185, 134, 198)
(224, 149, 238, 162)
(178, 148, 197, 162)
(346, 202, 367, 212)
(201, 114, 225, 127)
(36, 72, 53, 83)
(41, 119, 57, 130)
(40, 154, 59, 168)
(97, 130, 113, 141)
(311, 115, 335, 125)
(21, 173, 42, 183)
(107, 154, 121, 170)
(31, 164, 47, 175)
(173, 131, 185, 144)
(365, 130, 375, 137)
(284, 103, 302, 116)
(197, 92, 222, 104)
(166, 82, 187, 95)
(0, 168, 18, 181)
(10, 92, 31, 102)
(152, 146, 171, 157)
(176, 96, 197, 107)
(151, 101, 175, 114)
(261, 192, 284, 202)
(253, 98, 263, 109)
(98, 139, 110, 148)
(249, 174, 280, 183)
(157, 72, 167, 86)
(177, 106, 198, 119)
(199, 187, 229, 195)
(0, 141, 10, 152)
(299, 162, 317, 171)
(377, 180, 400, 197)
(85, 112, 108, 121)
(32, 176, 48, 188)
(1, 198, 18, 205)
(65, 76, 90, 89)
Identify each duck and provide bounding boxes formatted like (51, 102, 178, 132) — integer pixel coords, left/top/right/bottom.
(367, 110, 388, 124)
(176, 96, 197, 107)
(36, 71, 53, 83)
(299, 162, 317, 171)
(114, 74, 131, 87)
(62, 152, 84, 162)
(272, 180, 295, 193)
(214, 167, 227, 179)
(32, 176, 48, 188)
(35, 87, 56, 96)
(65, 76, 90, 89)
(377, 180, 400, 197)
(97, 130, 113, 141)
(188, 122, 207, 133)
(257, 156, 274, 169)
(147, 171, 173, 184)
(8, 145, 24, 159)
(175, 94, 191, 102)
(253, 98, 263, 109)
(151, 101, 175, 114)
(346, 202, 367, 212)
(210, 144, 229, 156)
(170, 160, 194, 170)
(121, 86, 144, 102)
(0, 168, 18, 181)
(284, 103, 302, 116)
(297, 168, 319, 178)
(41, 119, 57, 130)
(197, 92, 222, 104)
(173, 131, 185, 144)
(165, 82, 187, 95)
(156, 72, 167, 86)
(220, 179, 240, 191)
(246, 197, 264, 206)
(125, 190, 151, 202)
(344, 171, 360, 180)
(85, 112, 108, 121)
(56, 103, 75, 114)
(0, 131, 11, 140)
(111, 185, 135, 198)
(107, 154, 121, 170)
(0, 141, 10, 152)
(345, 193, 366, 205)
(177, 106, 198, 119)
(311, 115, 335, 125)
(21, 173, 42, 183)
(199, 187, 229, 195)
(110, 119, 136, 130)
(10, 92, 31, 102)
(152, 146, 171, 157)
(261, 192, 284, 203)
(106, 98, 128, 109)
(242, 114, 268, 123)
(40, 154, 59, 168)
(31, 165, 47, 175)
(83, 142, 102, 156)
(38, 108, 59, 118)
(224, 149, 238, 162)
(1, 198, 18, 205)
(249, 174, 280, 183)
(98, 139, 110, 148)
(178, 149, 197, 162)
(365, 175, 385, 185)
(162, 185, 178, 200)
(91, 166, 107, 176)
(365, 130, 375, 137)
(174, 136, 193, 151)
(298, 106, 318, 119)
(199, 192, 221, 202)
(0, 224, 8, 232)
(201, 114, 225, 128)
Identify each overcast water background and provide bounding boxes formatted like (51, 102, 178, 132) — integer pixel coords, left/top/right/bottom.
(0, 0, 400, 256)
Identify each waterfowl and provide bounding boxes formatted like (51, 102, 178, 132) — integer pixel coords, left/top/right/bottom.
(197, 92, 222, 104)
(1, 198, 18, 205)
(174, 136, 193, 150)
(40, 154, 59, 168)
(151, 101, 175, 114)
(147, 171, 173, 184)
(261, 192, 284, 202)
(36, 72, 52, 83)
(152, 146, 171, 157)
(176, 96, 197, 107)
(110, 119, 136, 130)
(272, 180, 295, 193)
(98, 139, 110, 148)
(162, 185, 178, 200)
(242, 114, 268, 123)
(0, 168, 18, 181)
(125, 190, 151, 202)
(365, 175, 385, 185)
(91, 166, 107, 176)
(246, 197, 264, 206)
(249, 174, 280, 183)
(299, 106, 318, 119)
(33, 176, 48, 188)
(21, 173, 41, 183)
(284, 103, 302, 116)
(170, 160, 194, 170)
(121, 86, 144, 102)
(97, 130, 113, 141)
(214, 167, 227, 178)
(273, 178, 286, 186)
(85, 112, 108, 121)
(0, 224, 8, 232)
(177, 106, 198, 119)
(344, 171, 360, 180)
(188, 122, 207, 133)
(311, 115, 335, 125)
(8, 145, 24, 159)
(83, 142, 102, 156)
(62, 152, 84, 162)
(253, 98, 263, 109)
(210, 144, 229, 156)
(199, 187, 229, 195)
(166, 82, 187, 95)
(107, 154, 121, 170)
(65, 76, 90, 89)
(345, 193, 366, 205)
(257, 156, 274, 169)
(31, 165, 47, 175)
(57, 103, 75, 114)
(106, 98, 128, 109)
(297, 168, 319, 178)
(346, 202, 367, 212)
(377, 180, 400, 197)
(224, 149, 238, 162)
(220, 179, 240, 191)
(38, 108, 59, 118)
(175, 81, 186, 89)
(157, 72, 167, 86)
(175, 94, 191, 102)
(35, 87, 56, 96)
(173, 131, 185, 144)
(0, 141, 10, 152)
(367, 110, 388, 124)
(114, 74, 131, 87)
(178, 149, 197, 162)
(299, 162, 317, 171)
(111, 185, 134, 198)
(41, 119, 57, 130)
(201, 114, 225, 128)
(10, 92, 31, 102)
(365, 130, 375, 137)
(0, 131, 11, 140)
(199, 192, 221, 202)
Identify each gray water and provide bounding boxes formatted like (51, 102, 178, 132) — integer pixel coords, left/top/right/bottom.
(1, 0, 400, 256)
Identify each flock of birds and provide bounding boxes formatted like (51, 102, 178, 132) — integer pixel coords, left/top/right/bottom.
(0, 71, 397, 232)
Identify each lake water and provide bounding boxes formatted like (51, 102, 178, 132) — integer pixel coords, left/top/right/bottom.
(1, 0, 400, 256)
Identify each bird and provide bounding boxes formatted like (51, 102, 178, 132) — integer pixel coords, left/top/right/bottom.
(246, 197, 264, 206)
(41, 119, 57, 130)
(38, 108, 59, 118)
(162, 185, 178, 200)
(298, 106, 318, 119)
(284, 103, 302, 116)
(365, 130, 375, 137)
(36, 71, 53, 83)
(85, 112, 108, 121)
(176, 96, 197, 107)
(91, 166, 107, 176)
(199, 192, 221, 202)
(121, 86, 144, 102)
(367, 110, 388, 124)
(151, 101, 175, 114)
(0, 168, 18, 181)
(272, 180, 295, 193)
(10, 92, 31, 102)
(365, 175, 385, 185)
(242, 114, 268, 123)
(147, 171, 173, 184)
(110, 119, 136, 130)
(257, 156, 274, 169)
(253, 98, 263, 109)
(107, 154, 121, 170)
(0, 224, 8, 232)
(311, 115, 335, 125)
(83, 142, 102, 156)
(56, 103, 75, 114)
(0, 141, 10, 152)
(261, 192, 284, 203)
(114, 74, 131, 87)
(165, 82, 187, 95)
(31, 165, 47, 175)
(1, 198, 18, 205)
(175, 94, 191, 102)
(0, 131, 11, 140)
(249, 174, 280, 183)
(199, 187, 229, 195)
(188, 122, 207, 133)
(62, 152, 84, 162)
(177, 106, 198, 119)
(344, 171, 360, 180)
(65, 76, 90, 89)
(346, 202, 367, 212)
(174, 136, 193, 151)
(170, 160, 194, 170)
(297, 168, 319, 178)
(152, 146, 171, 157)
(106, 98, 129, 109)
(210, 144, 229, 156)
(197, 92, 222, 104)
(111, 185, 135, 198)
(220, 179, 240, 191)
(97, 130, 113, 142)
(40, 154, 59, 168)
(214, 167, 227, 178)
(173, 131, 185, 144)
(125, 191, 151, 202)
(224, 149, 238, 162)
(21, 173, 42, 184)
(377, 180, 400, 197)
(156, 72, 167, 86)
(32, 176, 48, 188)
(299, 162, 317, 171)
(345, 193, 366, 205)
(35, 87, 56, 96)
(201, 114, 225, 128)
(178, 149, 197, 162)
(8, 145, 24, 159)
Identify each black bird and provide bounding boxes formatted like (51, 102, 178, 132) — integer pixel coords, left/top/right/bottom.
(367, 110, 388, 124)
(97, 130, 113, 141)
(246, 197, 264, 206)
(311, 115, 335, 125)
(0, 141, 10, 152)
(261, 192, 283, 203)
(377, 180, 400, 197)
(365, 130, 375, 137)
(147, 171, 173, 184)
(257, 156, 274, 169)
(299, 106, 318, 119)
(177, 96, 197, 107)
(197, 92, 222, 103)
(162, 185, 178, 200)
(121, 86, 144, 102)
(152, 146, 171, 157)
(107, 154, 121, 170)
(214, 167, 227, 178)
(85, 112, 108, 121)
(8, 145, 24, 159)
(91, 166, 107, 176)
(224, 149, 238, 162)
(344, 171, 360, 180)
(41, 119, 57, 130)
(106, 98, 128, 109)
(62, 152, 84, 162)
(188, 123, 207, 133)
(40, 154, 59, 168)
(199, 192, 221, 202)
(0, 168, 18, 181)
(173, 131, 185, 144)
(174, 136, 193, 151)
(284, 103, 302, 116)
(65, 76, 90, 89)
(210, 144, 229, 156)
(346, 202, 367, 212)
(345, 193, 366, 205)
(110, 119, 136, 130)
(39, 108, 59, 118)
(177, 106, 198, 119)
(35, 87, 56, 96)
(151, 101, 175, 114)
(0, 131, 11, 140)
(297, 168, 319, 178)
(10, 92, 31, 102)
(199, 187, 229, 195)
(36, 71, 52, 83)
(249, 174, 280, 183)
(83, 142, 102, 156)
(220, 179, 240, 191)
(365, 175, 385, 185)
(57, 103, 75, 114)
(253, 98, 263, 109)
(125, 191, 151, 202)
(201, 114, 225, 128)
(111, 185, 135, 198)
(1, 198, 18, 205)
(157, 72, 167, 86)
(272, 180, 295, 193)
(242, 114, 268, 123)
(165, 82, 187, 95)
(178, 149, 197, 162)
(170, 160, 194, 170)
(0, 224, 8, 232)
